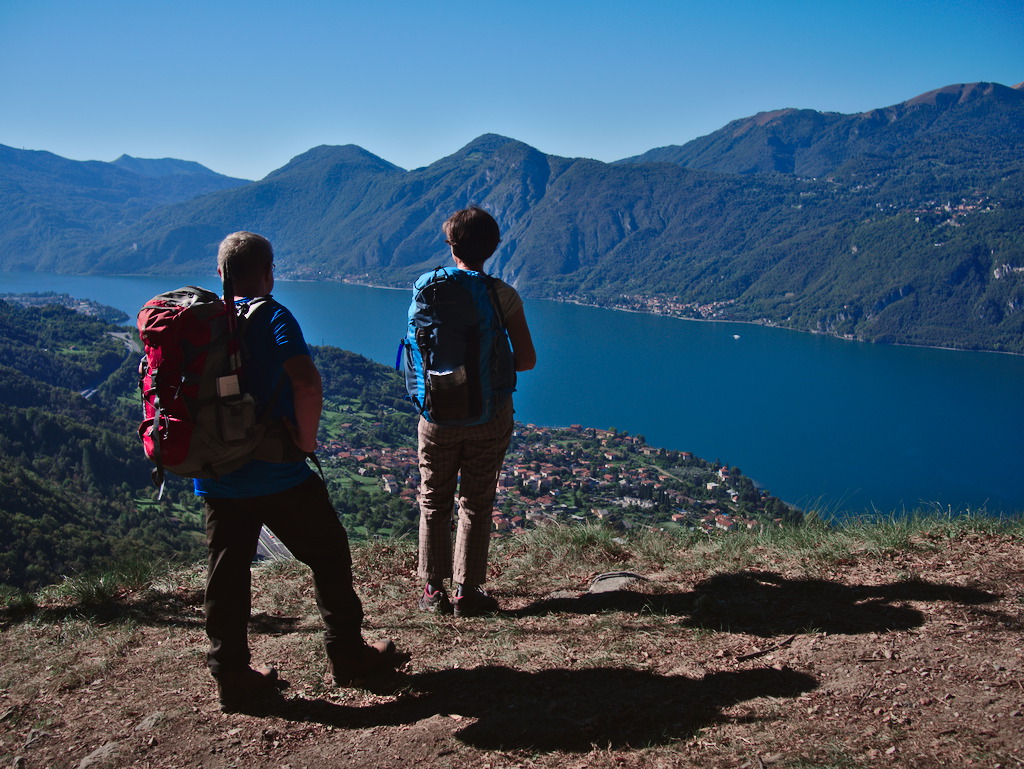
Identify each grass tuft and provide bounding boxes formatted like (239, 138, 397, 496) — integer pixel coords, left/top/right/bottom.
(495, 523, 633, 589)
(0, 585, 37, 618)
(29, 556, 175, 619)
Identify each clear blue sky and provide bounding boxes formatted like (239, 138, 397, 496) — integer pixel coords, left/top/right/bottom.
(2, 0, 1021, 181)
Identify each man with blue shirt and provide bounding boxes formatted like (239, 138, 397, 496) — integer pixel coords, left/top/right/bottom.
(197, 231, 398, 712)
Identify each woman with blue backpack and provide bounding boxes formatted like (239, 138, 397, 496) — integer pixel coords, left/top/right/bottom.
(402, 207, 536, 617)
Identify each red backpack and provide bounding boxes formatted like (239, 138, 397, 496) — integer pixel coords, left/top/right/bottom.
(137, 286, 274, 493)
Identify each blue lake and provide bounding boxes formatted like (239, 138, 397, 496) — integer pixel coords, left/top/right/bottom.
(3, 270, 1022, 518)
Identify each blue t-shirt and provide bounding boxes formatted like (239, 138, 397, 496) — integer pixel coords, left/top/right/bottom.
(194, 297, 314, 498)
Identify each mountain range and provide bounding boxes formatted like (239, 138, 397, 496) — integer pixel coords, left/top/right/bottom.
(2, 81, 1022, 353)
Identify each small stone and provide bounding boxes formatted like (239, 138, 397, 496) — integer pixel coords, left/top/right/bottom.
(77, 742, 120, 769)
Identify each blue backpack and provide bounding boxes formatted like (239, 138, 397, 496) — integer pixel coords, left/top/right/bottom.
(398, 267, 516, 426)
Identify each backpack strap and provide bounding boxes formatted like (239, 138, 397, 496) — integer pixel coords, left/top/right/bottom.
(308, 451, 326, 483)
(482, 274, 509, 330)
(221, 267, 239, 337)
(148, 392, 168, 498)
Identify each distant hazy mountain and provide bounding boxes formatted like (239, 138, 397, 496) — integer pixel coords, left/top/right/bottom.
(110, 154, 242, 179)
(2, 82, 1023, 353)
(0, 145, 250, 270)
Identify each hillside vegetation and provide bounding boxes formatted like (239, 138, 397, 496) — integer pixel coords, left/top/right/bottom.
(0, 299, 202, 588)
(0, 298, 410, 589)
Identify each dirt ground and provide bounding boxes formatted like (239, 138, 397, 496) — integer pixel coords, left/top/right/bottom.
(1, 529, 1022, 769)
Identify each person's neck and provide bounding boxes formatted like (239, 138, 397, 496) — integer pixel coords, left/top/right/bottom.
(230, 279, 271, 297)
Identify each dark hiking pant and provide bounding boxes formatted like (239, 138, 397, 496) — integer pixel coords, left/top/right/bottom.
(203, 474, 364, 677)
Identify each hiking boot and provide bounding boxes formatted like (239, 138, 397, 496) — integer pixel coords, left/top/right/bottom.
(329, 639, 399, 687)
(453, 586, 499, 618)
(418, 584, 453, 614)
(216, 665, 279, 713)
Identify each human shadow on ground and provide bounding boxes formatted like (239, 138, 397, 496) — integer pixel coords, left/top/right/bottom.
(264, 664, 817, 751)
(508, 571, 998, 636)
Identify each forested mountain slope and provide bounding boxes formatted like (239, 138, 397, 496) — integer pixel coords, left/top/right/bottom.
(0, 299, 197, 588)
(622, 82, 1024, 176)
(2, 81, 1023, 352)
(0, 298, 414, 590)
(0, 145, 250, 271)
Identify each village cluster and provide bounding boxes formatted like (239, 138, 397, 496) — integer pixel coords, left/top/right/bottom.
(320, 421, 788, 538)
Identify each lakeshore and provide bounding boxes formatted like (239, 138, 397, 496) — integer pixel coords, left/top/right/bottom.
(3, 271, 1023, 516)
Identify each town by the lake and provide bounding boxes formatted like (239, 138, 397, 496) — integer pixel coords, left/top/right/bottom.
(319, 421, 798, 540)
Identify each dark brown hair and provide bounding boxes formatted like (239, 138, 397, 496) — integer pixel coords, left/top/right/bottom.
(442, 206, 501, 267)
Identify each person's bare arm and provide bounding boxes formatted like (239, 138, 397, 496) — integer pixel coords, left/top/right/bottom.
(505, 309, 537, 372)
(282, 353, 322, 453)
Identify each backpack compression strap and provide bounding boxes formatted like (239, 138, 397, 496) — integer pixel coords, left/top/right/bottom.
(148, 380, 168, 498)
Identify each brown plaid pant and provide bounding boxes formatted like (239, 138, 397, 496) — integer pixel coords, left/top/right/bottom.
(417, 399, 514, 586)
